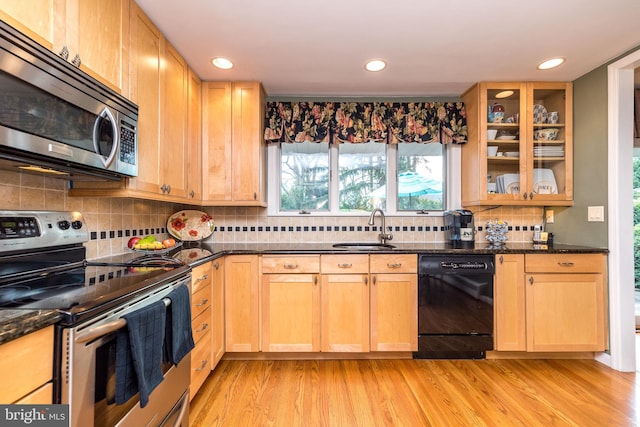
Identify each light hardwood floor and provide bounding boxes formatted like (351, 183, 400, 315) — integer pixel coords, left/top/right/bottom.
(190, 358, 638, 426)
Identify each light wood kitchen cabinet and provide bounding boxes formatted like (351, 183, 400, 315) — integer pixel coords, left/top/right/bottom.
(190, 261, 212, 400)
(0, 326, 53, 403)
(320, 255, 370, 352)
(211, 258, 225, 367)
(158, 41, 188, 199)
(369, 254, 418, 352)
(261, 255, 321, 352)
(494, 254, 527, 351)
(0, 0, 129, 93)
(461, 82, 573, 207)
(225, 255, 260, 352)
(202, 81, 267, 206)
(186, 68, 203, 201)
(70, 4, 195, 203)
(494, 253, 607, 352)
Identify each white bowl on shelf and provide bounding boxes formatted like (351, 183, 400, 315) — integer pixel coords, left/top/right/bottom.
(487, 146, 499, 156)
(504, 152, 519, 157)
(487, 129, 498, 140)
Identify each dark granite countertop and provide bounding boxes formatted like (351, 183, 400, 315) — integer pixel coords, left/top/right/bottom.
(172, 241, 608, 263)
(0, 241, 607, 345)
(0, 309, 60, 345)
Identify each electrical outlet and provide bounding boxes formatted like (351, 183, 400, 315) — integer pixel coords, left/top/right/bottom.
(545, 210, 554, 224)
(587, 206, 605, 222)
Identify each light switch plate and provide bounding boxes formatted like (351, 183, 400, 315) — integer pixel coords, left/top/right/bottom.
(587, 206, 605, 222)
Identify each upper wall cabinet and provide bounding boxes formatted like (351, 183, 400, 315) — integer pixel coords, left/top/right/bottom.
(69, 3, 196, 203)
(461, 82, 573, 207)
(0, 0, 129, 93)
(202, 81, 267, 206)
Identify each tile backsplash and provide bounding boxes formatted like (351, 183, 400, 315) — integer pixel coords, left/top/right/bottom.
(1, 170, 544, 259)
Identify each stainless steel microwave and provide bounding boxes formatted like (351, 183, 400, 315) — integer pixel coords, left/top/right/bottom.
(0, 20, 138, 180)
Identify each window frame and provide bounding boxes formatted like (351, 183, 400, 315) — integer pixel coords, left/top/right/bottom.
(267, 142, 461, 217)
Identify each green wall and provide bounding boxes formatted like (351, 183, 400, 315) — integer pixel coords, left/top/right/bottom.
(548, 46, 640, 247)
(548, 66, 610, 246)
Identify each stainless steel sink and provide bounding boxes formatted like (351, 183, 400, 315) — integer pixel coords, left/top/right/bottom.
(332, 243, 396, 251)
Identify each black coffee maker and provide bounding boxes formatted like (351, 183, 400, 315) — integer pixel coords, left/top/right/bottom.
(444, 209, 475, 248)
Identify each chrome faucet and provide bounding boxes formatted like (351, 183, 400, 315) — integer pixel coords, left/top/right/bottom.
(368, 208, 393, 244)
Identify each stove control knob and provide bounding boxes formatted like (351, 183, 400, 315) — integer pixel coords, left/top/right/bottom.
(71, 220, 83, 230)
(58, 220, 71, 230)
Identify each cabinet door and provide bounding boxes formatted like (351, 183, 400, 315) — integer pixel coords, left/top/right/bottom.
(320, 273, 370, 352)
(524, 82, 573, 203)
(262, 273, 320, 352)
(494, 254, 526, 351)
(160, 42, 188, 199)
(202, 82, 233, 202)
(211, 259, 225, 367)
(526, 273, 606, 351)
(128, 4, 162, 194)
(0, 0, 56, 49)
(73, 0, 128, 92)
(370, 273, 417, 351)
(231, 82, 266, 204)
(186, 68, 202, 201)
(224, 255, 260, 352)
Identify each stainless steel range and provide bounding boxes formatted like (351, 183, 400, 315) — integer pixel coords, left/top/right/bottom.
(0, 210, 192, 426)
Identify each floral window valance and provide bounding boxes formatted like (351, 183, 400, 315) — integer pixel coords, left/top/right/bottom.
(264, 101, 467, 144)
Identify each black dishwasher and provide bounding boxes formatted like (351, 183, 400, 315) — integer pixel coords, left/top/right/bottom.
(414, 254, 494, 359)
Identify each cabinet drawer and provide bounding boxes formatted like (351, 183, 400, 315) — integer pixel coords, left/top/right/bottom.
(262, 255, 320, 273)
(192, 307, 212, 344)
(321, 254, 369, 274)
(190, 332, 212, 400)
(14, 383, 52, 404)
(525, 254, 606, 273)
(0, 326, 53, 403)
(192, 262, 212, 294)
(191, 283, 211, 319)
(370, 254, 417, 273)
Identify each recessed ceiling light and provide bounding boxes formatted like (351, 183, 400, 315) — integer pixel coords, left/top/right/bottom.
(537, 57, 565, 70)
(365, 59, 386, 72)
(212, 57, 234, 70)
(495, 90, 514, 99)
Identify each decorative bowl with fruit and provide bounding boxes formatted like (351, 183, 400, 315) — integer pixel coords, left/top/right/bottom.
(127, 235, 180, 253)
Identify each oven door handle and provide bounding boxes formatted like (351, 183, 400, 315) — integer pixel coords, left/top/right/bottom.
(75, 298, 173, 343)
(75, 318, 127, 343)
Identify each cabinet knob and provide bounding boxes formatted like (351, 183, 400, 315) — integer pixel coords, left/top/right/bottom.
(253, 192, 257, 200)
(166, 184, 171, 194)
(190, 190, 195, 198)
(195, 360, 208, 371)
(499, 255, 504, 264)
(71, 53, 81, 67)
(58, 45, 69, 60)
(529, 276, 534, 285)
(364, 276, 368, 286)
(214, 262, 220, 270)
(529, 192, 534, 200)
(196, 323, 209, 333)
(372, 276, 377, 286)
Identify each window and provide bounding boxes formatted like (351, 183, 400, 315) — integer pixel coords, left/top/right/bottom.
(269, 141, 446, 215)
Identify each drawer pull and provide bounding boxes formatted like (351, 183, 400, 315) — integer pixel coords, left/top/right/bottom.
(338, 263, 352, 268)
(196, 298, 209, 307)
(386, 263, 402, 269)
(195, 274, 209, 282)
(195, 360, 208, 372)
(214, 262, 220, 270)
(283, 264, 299, 269)
(196, 323, 209, 333)
(558, 262, 575, 267)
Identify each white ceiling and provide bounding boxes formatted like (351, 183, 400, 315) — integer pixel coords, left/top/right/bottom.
(136, 0, 640, 97)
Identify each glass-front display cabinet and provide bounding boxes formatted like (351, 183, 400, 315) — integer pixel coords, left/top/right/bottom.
(461, 82, 573, 206)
